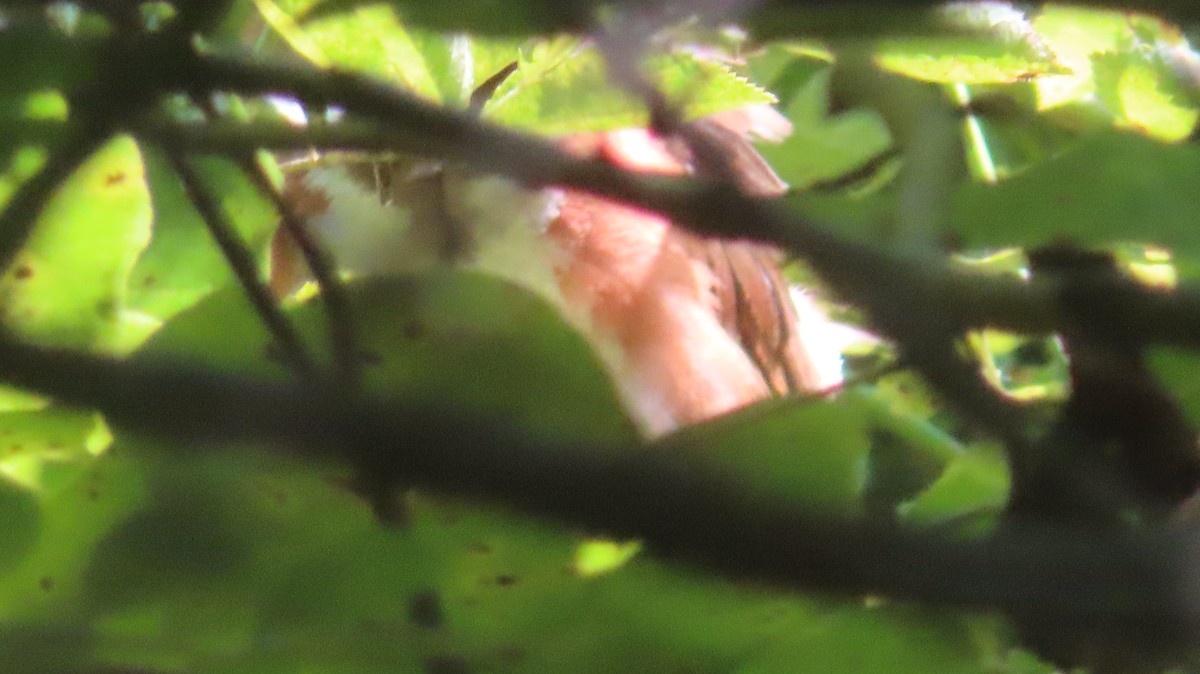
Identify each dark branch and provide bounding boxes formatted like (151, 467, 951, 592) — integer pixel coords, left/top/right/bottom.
(0, 331, 1194, 653)
(237, 153, 363, 390)
(162, 148, 319, 379)
(139, 113, 1200, 352)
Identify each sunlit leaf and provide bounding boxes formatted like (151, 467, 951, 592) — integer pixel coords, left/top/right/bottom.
(573, 539, 641, 578)
(1092, 50, 1199, 142)
(875, 3, 1063, 84)
(0, 408, 111, 493)
(127, 150, 278, 323)
(484, 43, 775, 134)
(256, 0, 524, 107)
(0, 135, 152, 352)
(1030, 6, 1134, 113)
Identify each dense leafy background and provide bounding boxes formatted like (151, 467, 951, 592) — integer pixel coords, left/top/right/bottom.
(0, 1, 1199, 672)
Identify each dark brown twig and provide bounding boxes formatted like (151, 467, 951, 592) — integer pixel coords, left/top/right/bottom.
(163, 148, 318, 379)
(238, 154, 362, 389)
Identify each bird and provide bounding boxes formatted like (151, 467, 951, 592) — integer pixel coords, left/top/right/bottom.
(546, 108, 828, 434)
(274, 105, 833, 436)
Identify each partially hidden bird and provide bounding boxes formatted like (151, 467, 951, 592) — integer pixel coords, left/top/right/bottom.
(274, 104, 835, 436)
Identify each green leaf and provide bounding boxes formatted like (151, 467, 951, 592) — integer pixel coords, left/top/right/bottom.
(742, 604, 989, 674)
(143, 271, 638, 445)
(1030, 6, 1137, 112)
(875, 37, 1063, 85)
(386, 0, 579, 36)
(47, 442, 958, 673)
(949, 132, 1200, 264)
(1147, 348, 1200, 427)
(0, 451, 145, 625)
(0, 135, 152, 352)
(484, 42, 775, 133)
(257, 1, 772, 132)
(0, 478, 40, 575)
(0, 408, 111, 493)
(655, 397, 871, 516)
(874, 3, 1063, 84)
(127, 150, 277, 324)
(0, 145, 50, 211)
(257, 0, 445, 102)
(0, 25, 98, 93)
(255, 0, 525, 107)
(757, 66, 892, 189)
(898, 444, 1010, 529)
(1092, 50, 1199, 142)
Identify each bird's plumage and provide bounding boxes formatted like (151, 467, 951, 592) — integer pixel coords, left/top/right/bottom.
(275, 106, 828, 436)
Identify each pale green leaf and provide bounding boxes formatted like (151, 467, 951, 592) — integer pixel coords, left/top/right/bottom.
(128, 150, 278, 323)
(0, 409, 111, 494)
(142, 271, 638, 446)
(1092, 51, 1199, 142)
(875, 3, 1062, 84)
(876, 36, 1064, 84)
(898, 444, 1010, 528)
(485, 43, 774, 134)
(0, 135, 151, 352)
(255, 0, 525, 107)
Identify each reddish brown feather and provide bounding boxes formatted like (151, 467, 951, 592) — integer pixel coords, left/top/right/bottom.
(550, 114, 821, 432)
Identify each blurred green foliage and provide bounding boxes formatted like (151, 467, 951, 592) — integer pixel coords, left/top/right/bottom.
(0, 1, 1198, 672)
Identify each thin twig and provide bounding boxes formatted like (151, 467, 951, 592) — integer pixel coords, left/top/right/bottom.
(163, 148, 319, 379)
(239, 153, 362, 389)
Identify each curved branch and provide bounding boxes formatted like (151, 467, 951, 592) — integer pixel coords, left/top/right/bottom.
(0, 332, 1193, 648)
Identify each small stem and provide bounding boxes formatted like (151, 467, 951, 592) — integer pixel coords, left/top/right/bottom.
(164, 148, 318, 380)
(239, 152, 362, 389)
